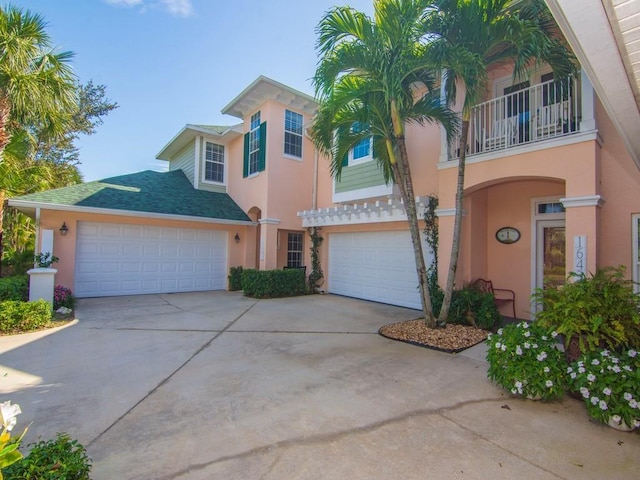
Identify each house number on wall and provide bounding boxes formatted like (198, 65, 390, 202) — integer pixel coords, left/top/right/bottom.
(573, 235, 587, 275)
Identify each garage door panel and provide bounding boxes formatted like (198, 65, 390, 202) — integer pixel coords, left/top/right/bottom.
(75, 222, 227, 298)
(328, 231, 430, 310)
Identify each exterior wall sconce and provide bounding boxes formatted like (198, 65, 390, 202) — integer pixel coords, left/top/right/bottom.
(234, 233, 240, 244)
(59, 222, 69, 236)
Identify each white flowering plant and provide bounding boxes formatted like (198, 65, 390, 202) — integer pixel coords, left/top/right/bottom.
(486, 322, 567, 400)
(0, 400, 27, 477)
(567, 348, 640, 430)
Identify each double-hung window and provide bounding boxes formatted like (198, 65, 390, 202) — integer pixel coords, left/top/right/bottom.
(249, 112, 261, 175)
(243, 111, 266, 177)
(284, 109, 303, 158)
(203, 141, 224, 183)
(287, 232, 304, 268)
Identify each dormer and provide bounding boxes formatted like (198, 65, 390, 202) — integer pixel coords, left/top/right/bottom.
(156, 124, 242, 193)
(221, 76, 318, 180)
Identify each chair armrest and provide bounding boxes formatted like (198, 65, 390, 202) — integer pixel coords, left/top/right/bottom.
(492, 288, 515, 300)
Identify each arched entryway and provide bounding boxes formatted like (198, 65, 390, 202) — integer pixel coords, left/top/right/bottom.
(459, 177, 566, 319)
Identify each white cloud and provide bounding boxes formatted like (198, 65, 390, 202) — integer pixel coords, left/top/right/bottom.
(104, 0, 193, 17)
(160, 0, 193, 17)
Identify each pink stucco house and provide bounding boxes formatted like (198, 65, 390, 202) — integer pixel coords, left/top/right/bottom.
(9, 1, 640, 319)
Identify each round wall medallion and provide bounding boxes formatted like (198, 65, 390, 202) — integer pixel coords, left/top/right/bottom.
(496, 227, 520, 244)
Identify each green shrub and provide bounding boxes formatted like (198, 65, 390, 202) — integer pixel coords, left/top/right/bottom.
(449, 288, 502, 330)
(3, 433, 91, 480)
(0, 300, 52, 333)
(0, 275, 29, 302)
(1, 249, 35, 277)
(241, 269, 307, 298)
(533, 266, 640, 352)
(431, 285, 501, 330)
(228, 266, 243, 291)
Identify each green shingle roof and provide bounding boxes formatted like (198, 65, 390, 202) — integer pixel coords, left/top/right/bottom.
(12, 170, 251, 222)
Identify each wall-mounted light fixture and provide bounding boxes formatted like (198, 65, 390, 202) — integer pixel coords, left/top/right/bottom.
(59, 222, 69, 236)
(234, 233, 240, 244)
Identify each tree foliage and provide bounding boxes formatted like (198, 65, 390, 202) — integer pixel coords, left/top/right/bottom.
(34, 80, 118, 166)
(0, 5, 117, 275)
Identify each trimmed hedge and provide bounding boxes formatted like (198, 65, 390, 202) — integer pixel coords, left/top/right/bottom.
(228, 266, 243, 291)
(0, 275, 29, 301)
(0, 300, 52, 333)
(241, 269, 307, 298)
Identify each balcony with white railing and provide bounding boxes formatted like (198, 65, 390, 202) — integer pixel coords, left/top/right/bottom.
(447, 76, 582, 160)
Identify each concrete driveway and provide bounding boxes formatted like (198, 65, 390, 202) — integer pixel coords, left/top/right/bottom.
(1, 292, 638, 479)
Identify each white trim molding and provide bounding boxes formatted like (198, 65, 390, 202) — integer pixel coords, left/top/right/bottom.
(560, 195, 604, 208)
(259, 218, 281, 225)
(332, 182, 395, 204)
(434, 207, 466, 217)
(299, 196, 432, 227)
(8, 200, 257, 227)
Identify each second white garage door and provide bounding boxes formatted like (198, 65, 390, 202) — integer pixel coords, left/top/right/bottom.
(75, 222, 227, 298)
(328, 230, 430, 310)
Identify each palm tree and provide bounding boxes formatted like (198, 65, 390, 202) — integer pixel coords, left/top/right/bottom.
(424, 0, 576, 324)
(312, 0, 458, 325)
(0, 4, 77, 274)
(0, 5, 77, 152)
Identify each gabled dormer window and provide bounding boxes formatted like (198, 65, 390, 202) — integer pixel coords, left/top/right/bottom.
(243, 111, 266, 177)
(203, 141, 224, 183)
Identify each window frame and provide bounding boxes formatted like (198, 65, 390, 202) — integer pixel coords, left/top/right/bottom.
(348, 123, 373, 165)
(202, 141, 225, 184)
(248, 111, 261, 176)
(284, 109, 303, 159)
(287, 232, 304, 268)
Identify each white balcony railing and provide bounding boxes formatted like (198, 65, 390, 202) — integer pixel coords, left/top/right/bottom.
(448, 76, 581, 159)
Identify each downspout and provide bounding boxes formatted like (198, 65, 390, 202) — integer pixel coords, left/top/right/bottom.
(34, 207, 40, 267)
(304, 127, 319, 210)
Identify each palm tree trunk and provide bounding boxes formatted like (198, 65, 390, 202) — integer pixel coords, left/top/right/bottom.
(0, 95, 10, 153)
(394, 135, 436, 326)
(438, 118, 470, 325)
(0, 189, 5, 277)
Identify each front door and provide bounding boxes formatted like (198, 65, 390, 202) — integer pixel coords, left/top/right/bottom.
(536, 220, 566, 290)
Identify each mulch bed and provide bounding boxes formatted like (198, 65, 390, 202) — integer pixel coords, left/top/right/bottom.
(379, 319, 489, 354)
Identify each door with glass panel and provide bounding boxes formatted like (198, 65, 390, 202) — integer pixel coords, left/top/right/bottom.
(536, 220, 566, 290)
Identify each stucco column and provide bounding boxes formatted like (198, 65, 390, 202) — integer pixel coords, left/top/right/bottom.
(259, 218, 280, 270)
(560, 196, 603, 276)
(27, 268, 57, 306)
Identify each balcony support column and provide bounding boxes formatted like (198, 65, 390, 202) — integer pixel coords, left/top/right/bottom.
(580, 69, 596, 132)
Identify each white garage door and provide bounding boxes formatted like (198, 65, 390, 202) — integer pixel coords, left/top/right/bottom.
(75, 222, 227, 298)
(328, 231, 431, 310)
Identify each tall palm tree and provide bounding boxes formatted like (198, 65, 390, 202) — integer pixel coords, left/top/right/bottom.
(0, 4, 77, 274)
(0, 5, 77, 153)
(312, 0, 458, 325)
(424, 0, 575, 324)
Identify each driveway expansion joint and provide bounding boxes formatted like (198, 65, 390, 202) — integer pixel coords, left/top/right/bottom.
(86, 299, 260, 448)
(158, 397, 529, 480)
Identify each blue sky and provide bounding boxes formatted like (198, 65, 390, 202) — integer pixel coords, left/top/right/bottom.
(18, 0, 374, 181)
